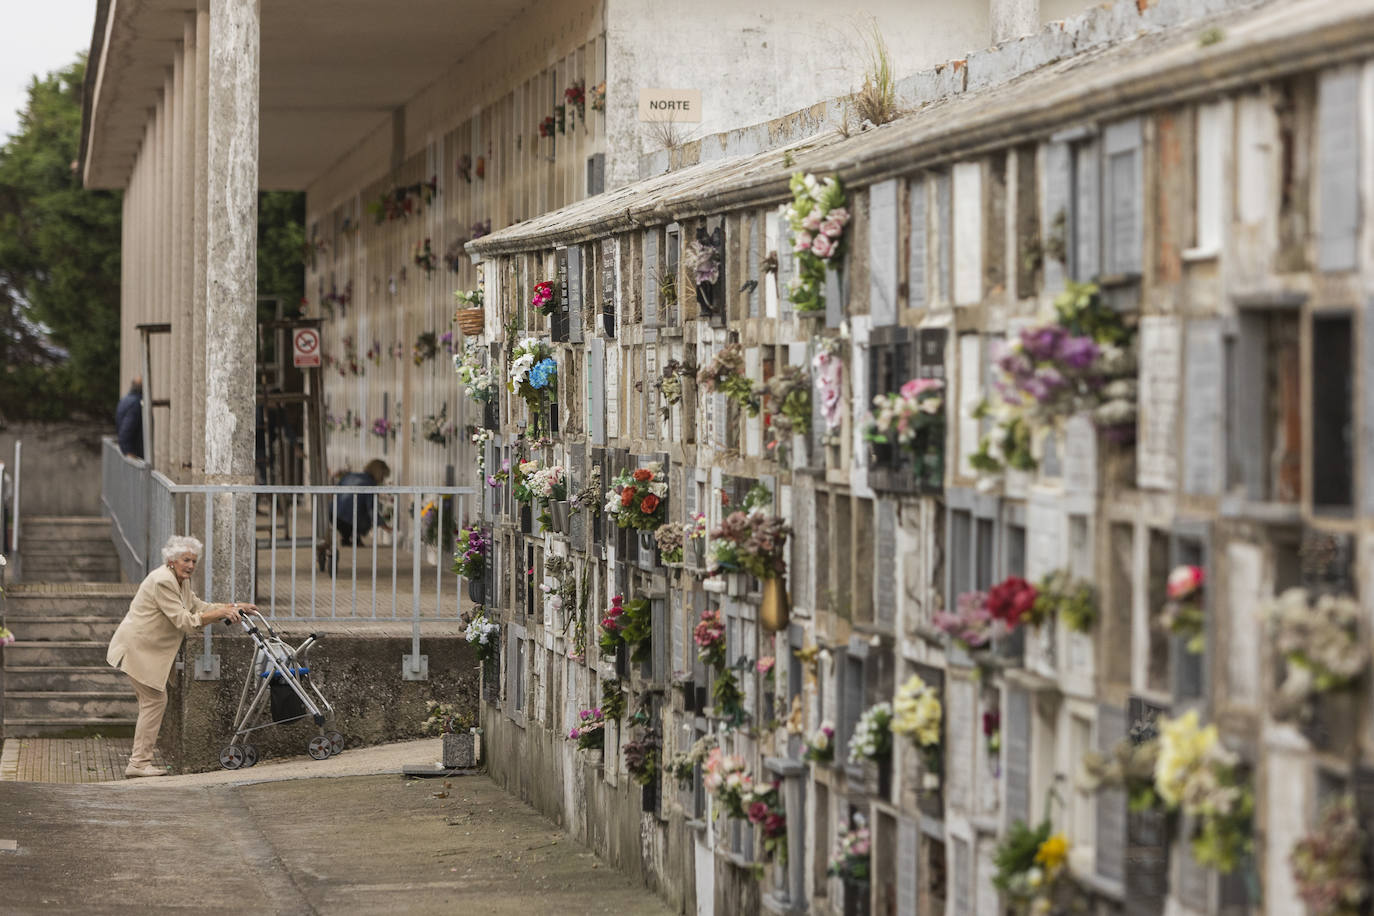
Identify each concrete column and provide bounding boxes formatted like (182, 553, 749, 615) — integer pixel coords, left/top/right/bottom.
(204, 0, 260, 603)
(153, 80, 168, 469)
(990, 0, 1039, 44)
(191, 3, 209, 477)
(175, 18, 196, 478)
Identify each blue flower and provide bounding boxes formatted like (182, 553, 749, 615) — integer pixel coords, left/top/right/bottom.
(529, 357, 558, 390)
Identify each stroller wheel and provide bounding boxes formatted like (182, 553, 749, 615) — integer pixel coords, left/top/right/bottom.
(325, 731, 346, 756)
(308, 736, 333, 760)
(219, 745, 245, 770)
(242, 744, 259, 768)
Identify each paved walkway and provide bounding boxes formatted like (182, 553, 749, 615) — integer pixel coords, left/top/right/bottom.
(0, 737, 166, 783)
(0, 739, 671, 915)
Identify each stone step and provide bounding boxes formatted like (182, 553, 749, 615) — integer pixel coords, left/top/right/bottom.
(22, 554, 121, 573)
(20, 516, 110, 537)
(1, 718, 137, 739)
(2, 641, 110, 667)
(4, 691, 138, 720)
(19, 537, 118, 557)
(1, 591, 134, 618)
(5, 617, 122, 642)
(2, 666, 129, 692)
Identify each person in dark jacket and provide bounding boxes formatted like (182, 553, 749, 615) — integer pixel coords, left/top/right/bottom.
(115, 377, 144, 459)
(331, 458, 390, 544)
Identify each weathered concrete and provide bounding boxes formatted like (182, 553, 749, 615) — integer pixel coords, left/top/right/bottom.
(483, 709, 698, 915)
(204, 0, 259, 599)
(0, 424, 104, 518)
(0, 771, 673, 915)
(162, 625, 479, 773)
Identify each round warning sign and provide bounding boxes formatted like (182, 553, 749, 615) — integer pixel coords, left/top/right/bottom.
(293, 328, 321, 367)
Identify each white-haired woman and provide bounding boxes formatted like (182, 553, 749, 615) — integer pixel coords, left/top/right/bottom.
(106, 535, 255, 777)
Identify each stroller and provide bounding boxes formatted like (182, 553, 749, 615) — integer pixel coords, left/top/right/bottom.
(218, 609, 344, 770)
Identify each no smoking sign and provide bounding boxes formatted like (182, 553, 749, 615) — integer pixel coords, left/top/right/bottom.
(292, 327, 321, 368)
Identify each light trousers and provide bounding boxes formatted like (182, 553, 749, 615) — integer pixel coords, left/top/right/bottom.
(128, 675, 168, 768)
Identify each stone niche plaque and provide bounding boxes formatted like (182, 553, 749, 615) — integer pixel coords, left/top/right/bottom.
(1298, 529, 1354, 594)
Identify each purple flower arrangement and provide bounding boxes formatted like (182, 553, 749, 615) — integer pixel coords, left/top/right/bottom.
(451, 524, 488, 579)
(568, 707, 606, 750)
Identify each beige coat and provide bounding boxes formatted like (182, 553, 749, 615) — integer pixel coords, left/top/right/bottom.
(107, 564, 211, 689)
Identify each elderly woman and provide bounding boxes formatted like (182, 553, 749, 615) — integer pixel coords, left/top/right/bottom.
(106, 535, 255, 777)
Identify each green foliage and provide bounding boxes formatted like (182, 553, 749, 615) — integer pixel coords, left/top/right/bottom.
(601, 679, 626, 721)
(0, 56, 121, 419)
(992, 818, 1052, 892)
(621, 598, 653, 663)
(0, 54, 304, 421)
(258, 190, 305, 311)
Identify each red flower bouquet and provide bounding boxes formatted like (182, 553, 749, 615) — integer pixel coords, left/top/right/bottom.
(986, 576, 1038, 629)
(604, 463, 667, 532)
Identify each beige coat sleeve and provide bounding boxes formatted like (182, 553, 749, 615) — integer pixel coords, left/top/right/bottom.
(106, 565, 207, 690)
(156, 575, 206, 633)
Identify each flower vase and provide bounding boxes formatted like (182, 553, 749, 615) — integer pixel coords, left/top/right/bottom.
(615, 644, 629, 679)
(550, 500, 570, 534)
(842, 879, 871, 916)
(442, 731, 476, 768)
(519, 504, 533, 534)
(690, 540, 705, 570)
(639, 531, 655, 551)
(424, 545, 439, 567)
(760, 577, 790, 632)
(877, 754, 892, 801)
(467, 578, 485, 604)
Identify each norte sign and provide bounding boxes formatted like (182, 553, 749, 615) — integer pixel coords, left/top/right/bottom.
(638, 88, 702, 122)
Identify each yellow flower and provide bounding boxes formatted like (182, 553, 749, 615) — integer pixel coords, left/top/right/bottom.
(1154, 710, 1218, 808)
(1034, 834, 1069, 871)
(892, 675, 942, 747)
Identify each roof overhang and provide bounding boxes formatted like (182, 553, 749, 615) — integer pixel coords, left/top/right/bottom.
(81, 0, 530, 190)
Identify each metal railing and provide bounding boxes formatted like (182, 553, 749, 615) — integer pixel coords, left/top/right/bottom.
(101, 437, 478, 680)
(2, 441, 21, 579)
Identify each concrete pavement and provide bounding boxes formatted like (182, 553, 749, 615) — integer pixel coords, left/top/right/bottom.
(0, 739, 673, 915)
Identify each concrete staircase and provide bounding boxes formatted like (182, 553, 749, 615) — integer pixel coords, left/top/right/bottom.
(17, 517, 122, 582)
(3, 517, 137, 737)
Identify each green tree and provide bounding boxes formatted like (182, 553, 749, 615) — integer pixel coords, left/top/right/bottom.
(258, 189, 305, 319)
(0, 56, 121, 420)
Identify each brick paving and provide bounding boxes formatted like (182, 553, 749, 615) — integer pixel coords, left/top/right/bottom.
(0, 737, 166, 783)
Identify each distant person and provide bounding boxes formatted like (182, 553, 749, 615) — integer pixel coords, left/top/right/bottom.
(331, 458, 390, 545)
(115, 376, 144, 459)
(106, 535, 252, 777)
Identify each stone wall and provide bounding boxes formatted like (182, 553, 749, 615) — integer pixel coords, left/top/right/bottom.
(0, 423, 105, 519)
(461, 0, 1374, 913)
(162, 625, 478, 774)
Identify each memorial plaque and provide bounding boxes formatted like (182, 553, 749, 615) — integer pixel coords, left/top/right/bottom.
(869, 179, 899, 326)
(1072, 139, 1100, 281)
(1042, 141, 1070, 294)
(1317, 69, 1360, 271)
(1137, 316, 1181, 491)
(908, 177, 927, 309)
(953, 162, 982, 305)
(1182, 320, 1223, 495)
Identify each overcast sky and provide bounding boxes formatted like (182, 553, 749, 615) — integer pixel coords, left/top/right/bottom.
(0, 1, 95, 140)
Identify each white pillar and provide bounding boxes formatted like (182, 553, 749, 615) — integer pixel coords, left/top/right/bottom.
(990, 0, 1039, 44)
(191, 3, 209, 477)
(205, 0, 260, 602)
(174, 16, 196, 477)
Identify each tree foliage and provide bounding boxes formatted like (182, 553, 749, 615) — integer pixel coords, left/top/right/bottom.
(0, 53, 306, 422)
(0, 57, 121, 421)
(258, 189, 305, 318)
